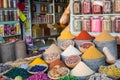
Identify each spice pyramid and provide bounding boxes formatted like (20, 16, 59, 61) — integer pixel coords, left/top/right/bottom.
(61, 45, 82, 59)
(82, 46, 104, 59)
(58, 30, 75, 40)
(29, 58, 47, 66)
(45, 44, 62, 54)
(71, 61, 94, 76)
(75, 30, 93, 40)
(95, 30, 115, 42)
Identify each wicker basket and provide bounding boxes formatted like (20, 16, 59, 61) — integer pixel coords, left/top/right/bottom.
(82, 57, 106, 72)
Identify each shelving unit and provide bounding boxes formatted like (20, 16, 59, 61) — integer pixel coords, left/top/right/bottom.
(70, 0, 120, 36)
(0, 0, 21, 42)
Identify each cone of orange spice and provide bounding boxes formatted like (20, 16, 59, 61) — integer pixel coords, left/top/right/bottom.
(75, 30, 93, 40)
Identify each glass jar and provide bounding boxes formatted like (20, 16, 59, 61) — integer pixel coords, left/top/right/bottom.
(13, 0, 17, 8)
(91, 16, 102, 32)
(82, 17, 91, 32)
(103, 0, 112, 14)
(73, 17, 82, 32)
(0, 0, 2, 8)
(13, 10, 18, 21)
(8, 0, 12, 8)
(102, 16, 112, 32)
(82, 0, 91, 14)
(73, 0, 81, 14)
(114, 16, 120, 33)
(92, 0, 103, 14)
(114, 0, 120, 13)
(4, 10, 9, 21)
(0, 10, 4, 21)
(3, 0, 8, 8)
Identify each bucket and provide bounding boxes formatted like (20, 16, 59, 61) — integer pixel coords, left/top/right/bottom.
(15, 40, 27, 59)
(0, 42, 16, 63)
(94, 40, 118, 59)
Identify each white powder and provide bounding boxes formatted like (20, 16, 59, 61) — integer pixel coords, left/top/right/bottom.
(45, 44, 62, 54)
(61, 45, 82, 59)
(71, 61, 94, 76)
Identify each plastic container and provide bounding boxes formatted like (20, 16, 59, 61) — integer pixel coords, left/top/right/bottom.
(91, 16, 102, 32)
(102, 16, 112, 32)
(82, 17, 91, 32)
(82, 0, 91, 14)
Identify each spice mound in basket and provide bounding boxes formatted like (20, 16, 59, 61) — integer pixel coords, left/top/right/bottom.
(79, 42, 94, 53)
(65, 55, 81, 68)
(27, 64, 48, 74)
(48, 65, 70, 80)
(60, 40, 75, 50)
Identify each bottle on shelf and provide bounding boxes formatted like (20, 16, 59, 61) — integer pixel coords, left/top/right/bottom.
(102, 16, 112, 32)
(82, 16, 91, 32)
(92, 0, 103, 14)
(91, 16, 102, 32)
(114, 16, 120, 33)
(103, 0, 112, 14)
(82, 0, 92, 14)
(114, 0, 120, 13)
(73, 0, 81, 14)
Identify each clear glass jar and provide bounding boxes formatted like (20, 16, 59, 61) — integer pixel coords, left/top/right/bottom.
(103, 0, 112, 14)
(0, 0, 2, 8)
(73, 0, 81, 14)
(91, 16, 102, 32)
(114, 0, 120, 13)
(82, 17, 91, 32)
(102, 16, 112, 32)
(0, 10, 4, 21)
(4, 10, 9, 21)
(114, 16, 120, 33)
(82, 0, 91, 14)
(3, 0, 8, 8)
(73, 17, 82, 32)
(92, 0, 103, 14)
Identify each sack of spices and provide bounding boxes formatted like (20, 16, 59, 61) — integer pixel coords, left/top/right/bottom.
(93, 30, 118, 59)
(81, 46, 105, 72)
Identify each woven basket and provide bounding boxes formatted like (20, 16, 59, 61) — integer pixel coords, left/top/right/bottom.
(82, 57, 106, 72)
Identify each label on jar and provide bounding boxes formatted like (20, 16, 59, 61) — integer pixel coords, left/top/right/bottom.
(103, 1, 112, 14)
(74, 18, 81, 32)
(82, 18, 91, 32)
(73, 1, 81, 14)
(83, 2, 91, 14)
(114, 0, 120, 13)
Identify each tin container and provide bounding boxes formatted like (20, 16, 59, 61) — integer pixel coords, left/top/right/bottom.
(82, 17, 91, 32)
(102, 16, 112, 32)
(91, 16, 102, 32)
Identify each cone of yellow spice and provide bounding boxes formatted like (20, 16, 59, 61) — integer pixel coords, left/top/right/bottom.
(95, 30, 115, 42)
(29, 58, 47, 66)
(82, 46, 104, 59)
(58, 30, 75, 40)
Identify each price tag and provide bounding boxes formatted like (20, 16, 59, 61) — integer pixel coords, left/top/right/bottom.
(20, 11, 26, 22)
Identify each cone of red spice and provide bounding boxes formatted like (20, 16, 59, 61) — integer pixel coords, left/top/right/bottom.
(49, 59, 66, 70)
(75, 30, 93, 40)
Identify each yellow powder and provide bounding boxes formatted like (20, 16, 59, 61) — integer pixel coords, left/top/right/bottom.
(95, 30, 115, 42)
(82, 46, 104, 59)
(58, 30, 75, 40)
(29, 58, 47, 66)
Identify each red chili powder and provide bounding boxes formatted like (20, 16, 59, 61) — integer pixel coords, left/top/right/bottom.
(75, 30, 93, 40)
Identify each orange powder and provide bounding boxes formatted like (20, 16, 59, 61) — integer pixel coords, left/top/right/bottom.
(75, 30, 93, 40)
